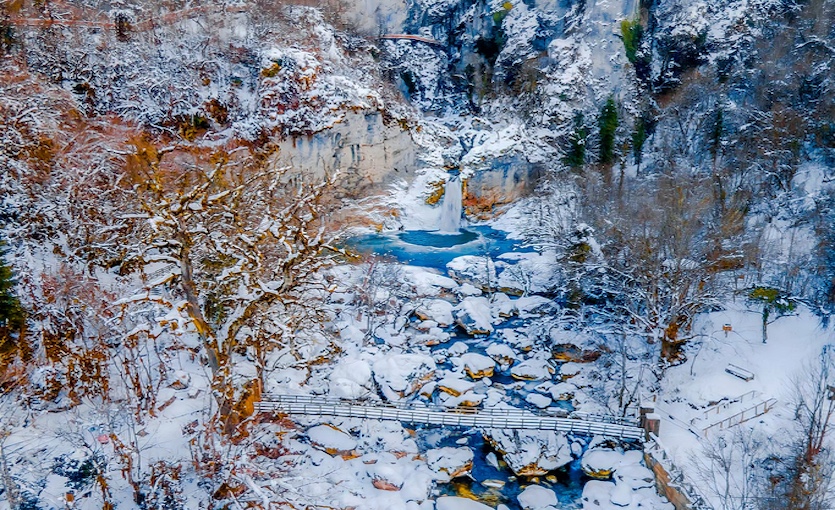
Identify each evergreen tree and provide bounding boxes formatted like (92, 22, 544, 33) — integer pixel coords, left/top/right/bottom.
(599, 98, 618, 166)
(0, 243, 23, 331)
(563, 113, 588, 169)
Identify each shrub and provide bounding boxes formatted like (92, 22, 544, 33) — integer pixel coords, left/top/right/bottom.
(620, 19, 642, 64)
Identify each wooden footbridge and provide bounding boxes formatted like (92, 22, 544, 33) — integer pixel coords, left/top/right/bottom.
(256, 395, 646, 441)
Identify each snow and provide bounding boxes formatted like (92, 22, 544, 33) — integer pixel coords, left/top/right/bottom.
(486, 343, 518, 366)
(372, 353, 437, 401)
(308, 424, 358, 452)
(5, 1, 827, 508)
(436, 497, 495, 510)
(437, 376, 477, 396)
(458, 352, 496, 379)
(426, 447, 475, 481)
(518, 485, 559, 509)
(511, 357, 555, 381)
(526, 393, 552, 408)
(416, 299, 455, 326)
(455, 297, 495, 335)
(652, 303, 835, 509)
(484, 428, 573, 475)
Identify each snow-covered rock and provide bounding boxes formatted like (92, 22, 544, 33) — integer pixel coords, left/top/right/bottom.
(457, 283, 483, 296)
(582, 480, 615, 508)
(559, 362, 583, 380)
(486, 343, 518, 367)
(485, 428, 573, 476)
(329, 359, 373, 399)
(415, 299, 455, 326)
(455, 296, 495, 335)
(437, 377, 477, 396)
(518, 485, 558, 509)
(448, 256, 498, 293)
(514, 296, 557, 317)
(448, 341, 470, 356)
(459, 352, 496, 379)
(441, 391, 486, 408)
(582, 449, 645, 480)
(372, 354, 436, 401)
(426, 447, 474, 482)
(614, 464, 656, 490)
(308, 424, 357, 454)
(525, 393, 552, 408)
(493, 293, 517, 317)
(500, 328, 535, 351)
(511, 358, 555, 381)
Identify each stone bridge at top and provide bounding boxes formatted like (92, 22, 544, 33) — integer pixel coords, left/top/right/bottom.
(255, 395, 646, 441)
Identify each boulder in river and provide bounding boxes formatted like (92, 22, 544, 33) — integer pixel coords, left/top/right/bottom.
(484, 428, 573, 476)
(460, 352, 496, 379)
(426, 447, 475, 482)
(372, 353, 436, 401)
(454, 296, 495, 335)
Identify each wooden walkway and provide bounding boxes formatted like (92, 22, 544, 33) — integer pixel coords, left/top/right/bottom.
(256, 395, 646, 441)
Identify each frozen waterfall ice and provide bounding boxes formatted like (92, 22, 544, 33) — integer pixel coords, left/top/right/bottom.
(438, 176, 462, 233)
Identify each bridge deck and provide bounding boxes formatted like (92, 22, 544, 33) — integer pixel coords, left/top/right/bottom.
(256, 395, 645, 441)
(378, 34, 444, 46)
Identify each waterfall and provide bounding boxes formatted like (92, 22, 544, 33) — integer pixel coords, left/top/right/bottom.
(438, 176, 463, 233)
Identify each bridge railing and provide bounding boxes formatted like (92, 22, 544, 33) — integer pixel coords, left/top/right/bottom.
(256, 394, 645, 440)
(259, 394, 639, 426)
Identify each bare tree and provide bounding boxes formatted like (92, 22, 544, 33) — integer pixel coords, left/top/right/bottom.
(118, 138, 344, 429)
(781, 347, 835, 510)
(693, 428, 767, 510)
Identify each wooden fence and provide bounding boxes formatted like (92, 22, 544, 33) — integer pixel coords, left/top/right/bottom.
(702, 399, 777, 434)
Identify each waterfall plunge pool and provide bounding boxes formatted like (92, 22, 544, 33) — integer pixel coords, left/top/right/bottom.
(344, 225, 533, 270)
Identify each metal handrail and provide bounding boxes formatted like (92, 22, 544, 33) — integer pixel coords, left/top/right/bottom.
(256, 394, 645, 441)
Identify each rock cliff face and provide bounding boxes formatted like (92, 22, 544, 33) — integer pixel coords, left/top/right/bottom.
(464, 155, 544, 218)
(273, 112, 419, 197)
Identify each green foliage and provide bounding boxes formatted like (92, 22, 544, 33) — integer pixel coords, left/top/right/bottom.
(598, 98, 618, 166)
(476, 7, 509, 67)
(563, 113, 588, 169)
(620, 19, 643, 64)
(748, 286, 796, 313)
(492, 7, 510, 25)
(53, 453, 104, 490)
(0, 244, 24, 330)
(632, 116, 648, 166)
(0, 21, 14, 55)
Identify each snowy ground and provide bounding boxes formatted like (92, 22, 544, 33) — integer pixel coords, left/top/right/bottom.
(656, 302, 835, 508)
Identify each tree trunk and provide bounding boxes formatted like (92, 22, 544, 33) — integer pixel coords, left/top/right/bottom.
(0, 438, 21, 510)
(762, 306, 770, 344)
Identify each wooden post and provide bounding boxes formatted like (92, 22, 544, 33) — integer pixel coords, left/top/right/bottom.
(639, 402, 655, 428)
(640, 402, 659, 439)
(644, 413, 661, 438)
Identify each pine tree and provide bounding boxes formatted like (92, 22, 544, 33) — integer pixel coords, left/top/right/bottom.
(599, 97, 618, 166)
(0, 243, 23, 331)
